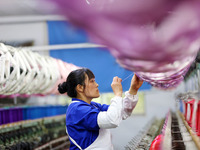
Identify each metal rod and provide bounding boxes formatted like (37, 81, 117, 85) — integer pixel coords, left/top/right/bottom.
(22, 43, 105, 51)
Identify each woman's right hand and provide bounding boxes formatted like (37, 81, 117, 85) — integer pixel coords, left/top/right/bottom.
(129, 74, 143, 95)
(111, 76, 123, 97)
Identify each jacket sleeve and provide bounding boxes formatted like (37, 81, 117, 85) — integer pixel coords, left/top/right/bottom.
(97, 91, 138, 129)
(122, 91, 138, 120)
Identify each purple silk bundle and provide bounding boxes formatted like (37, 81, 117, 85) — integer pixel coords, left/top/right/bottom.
(48, 0, 200, 89)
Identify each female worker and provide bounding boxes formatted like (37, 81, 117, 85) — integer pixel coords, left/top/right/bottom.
(58, 68, 143, 150)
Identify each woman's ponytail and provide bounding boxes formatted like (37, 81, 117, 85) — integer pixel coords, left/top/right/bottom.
(58, 82, 68, 94)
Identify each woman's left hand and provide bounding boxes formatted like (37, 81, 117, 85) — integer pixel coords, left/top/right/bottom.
(111, 76, 123, 97)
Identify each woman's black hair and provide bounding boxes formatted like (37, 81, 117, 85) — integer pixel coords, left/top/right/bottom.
(58, 68, 95, 97)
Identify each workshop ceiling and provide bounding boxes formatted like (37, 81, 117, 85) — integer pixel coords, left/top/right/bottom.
(0, 0, 57, 16)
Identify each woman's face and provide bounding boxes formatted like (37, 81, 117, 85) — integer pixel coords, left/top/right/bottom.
(83, 75, 100, 99)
